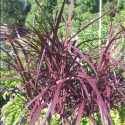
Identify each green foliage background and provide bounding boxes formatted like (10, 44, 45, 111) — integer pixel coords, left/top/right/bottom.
(1, 0, 30, 26)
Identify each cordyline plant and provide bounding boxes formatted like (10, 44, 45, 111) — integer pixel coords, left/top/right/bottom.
(0, 0, 125, 125)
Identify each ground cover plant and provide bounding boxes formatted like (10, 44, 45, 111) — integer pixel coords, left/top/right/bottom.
(0, 0, 125, 125)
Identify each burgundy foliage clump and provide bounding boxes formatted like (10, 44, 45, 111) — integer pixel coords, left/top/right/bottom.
(0, 0, 125, 125)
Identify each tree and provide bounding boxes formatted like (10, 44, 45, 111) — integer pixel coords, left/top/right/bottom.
(25, 0, 57, 32)
(1, 0, 30, 26)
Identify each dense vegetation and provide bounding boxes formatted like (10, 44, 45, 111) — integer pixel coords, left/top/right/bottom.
(1, 0, 30, 26)
(0, 0, 125, 125)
